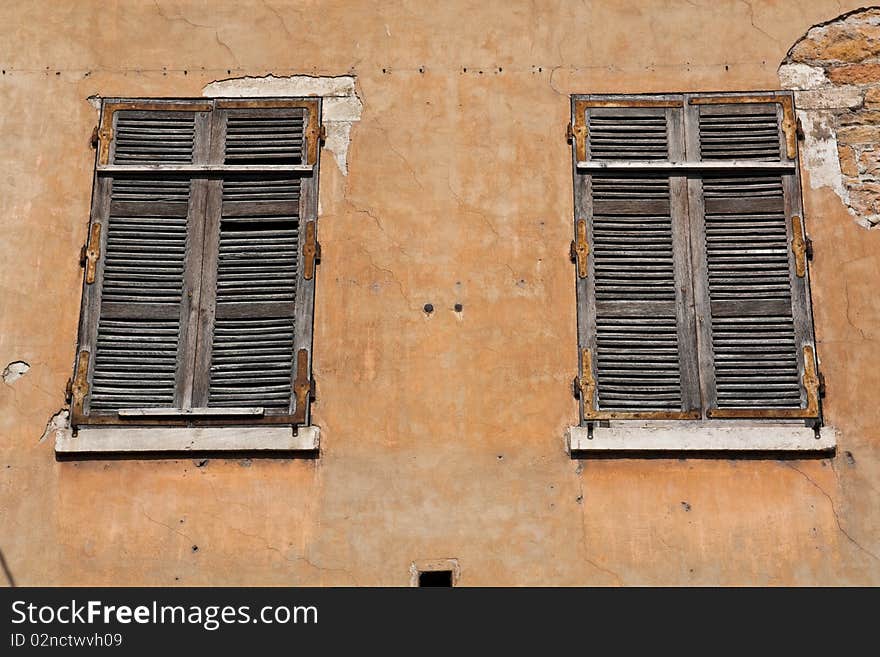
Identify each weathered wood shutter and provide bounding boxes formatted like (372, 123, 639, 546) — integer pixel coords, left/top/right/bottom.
(685, 95, 819, 419)
(571, 92, 819, 423)
(72, 98, 321, 429)
(572, 99, 700, 419)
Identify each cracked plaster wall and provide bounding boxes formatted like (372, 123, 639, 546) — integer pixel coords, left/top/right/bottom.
(1, 1, 879, 587)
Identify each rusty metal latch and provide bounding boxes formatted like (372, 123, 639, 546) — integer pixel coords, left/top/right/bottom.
(70, 350, 90, 420)
(303, 221, 320, 280)
(791, 215, 807, 278)
(570, 218, 589, 278)
(82, 223, 101, 284)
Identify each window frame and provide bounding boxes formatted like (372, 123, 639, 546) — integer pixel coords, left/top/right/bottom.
(569, 90, 822, 427)
(70, 97, 322, 432)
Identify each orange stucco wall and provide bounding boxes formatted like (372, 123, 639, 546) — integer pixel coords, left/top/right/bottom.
(1, 0, 878, 585)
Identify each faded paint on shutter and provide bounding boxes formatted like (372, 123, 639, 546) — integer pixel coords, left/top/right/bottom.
(574, 99, 700, 420)
(191, 100, 321, 424)
(88, 177, 191, 411)
(685, 93, 820, 420)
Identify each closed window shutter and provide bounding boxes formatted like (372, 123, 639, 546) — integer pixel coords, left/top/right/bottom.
(72, 98, 321, 428)
(686, 96, 819, 420)
(574, 100, 700, 419)
(571, 92, 819, 424)
(191, 101, 320, 426)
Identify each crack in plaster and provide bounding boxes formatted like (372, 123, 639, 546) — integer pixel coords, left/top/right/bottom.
(202, 74, 363, 175)
(783, 462, 880, 563)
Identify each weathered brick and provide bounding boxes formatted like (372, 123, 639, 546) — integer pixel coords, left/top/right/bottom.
(837, 125, 880, 144)
(790, 23, 880, 64)
(839, 110, 880, 125)
(827, 63, 880, 84)
(859, 149, 880, 177)
(864, 87, 880, 108)
(838, 144, 859, 177)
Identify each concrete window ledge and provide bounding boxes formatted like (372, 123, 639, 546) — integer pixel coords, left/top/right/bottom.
(55, 425, 320, 455)
(566, 422, 836, 456)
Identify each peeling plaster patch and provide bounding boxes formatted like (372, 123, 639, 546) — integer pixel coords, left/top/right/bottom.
(2, 361, 30, 385)
(779, 63, 828, 90)
(202, 75, 363, 175)
(796, 110, 849, 198)
(40, 409, 71, 444)
(781, 7, 880, 229)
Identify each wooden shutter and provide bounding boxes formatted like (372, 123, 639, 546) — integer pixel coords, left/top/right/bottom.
(573, 99, 700, 419)
(190, 100, 320, 427)
(686, 94, 819, 420)
(72, 98, 322, 429)
(570, 91, 819, 424)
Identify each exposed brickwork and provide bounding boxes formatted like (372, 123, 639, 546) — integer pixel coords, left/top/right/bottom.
(782, 7, 880, 228)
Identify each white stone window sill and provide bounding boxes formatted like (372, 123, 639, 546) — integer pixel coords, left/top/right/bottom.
(566, 421, 836, 455)
(55, 425, 320, 455)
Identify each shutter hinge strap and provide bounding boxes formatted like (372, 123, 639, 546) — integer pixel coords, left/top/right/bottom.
(791, 215, 807, 277)
(803, 345, 821, 417)
(97, 124, 113, 166)
(70, 350, 91, 420)
(780, 96, 797, 160)
(82, 223, 102, 284)
(570, 218, 589, 278)
(292, 349, 312, 426)
(567, 117, 588, 162)
(303, 221, 320, 279)
(578, 348, 596, 413)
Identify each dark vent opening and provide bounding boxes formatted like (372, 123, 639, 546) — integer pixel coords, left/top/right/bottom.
(418, 570, 453, 587)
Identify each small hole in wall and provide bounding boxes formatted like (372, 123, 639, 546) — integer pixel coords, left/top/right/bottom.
(418, 570, 453, 587)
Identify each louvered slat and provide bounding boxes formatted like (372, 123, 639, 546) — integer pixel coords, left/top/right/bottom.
(207, 175, 300, 408)
(588, 109, 668, 160)
(224, 111, 305, 165)
(596, 317, 682, 409)
(592, 176, 675, 302)
(591, 175, 683, 411)
(208, 318, 295, 407)
(101, 178, 189, 304)
(698, 104, 781, 161)
(88, 176, 190, 412)
(112, 111, 196, 164)
(702, 175, 802, 408)
(90, 319, 179, 409)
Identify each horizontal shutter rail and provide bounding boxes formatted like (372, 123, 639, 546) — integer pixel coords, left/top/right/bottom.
(577, 161, 795, 172)
(97, 164, 314, 173)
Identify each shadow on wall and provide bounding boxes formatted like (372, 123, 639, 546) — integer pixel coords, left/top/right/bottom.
(780, 6, 880, 229)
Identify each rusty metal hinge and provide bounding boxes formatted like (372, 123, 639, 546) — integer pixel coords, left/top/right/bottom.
(303, 221, 320, 280)
(791, 215, 807, 277)
(802, 345, 821, 416)
(90, 126, 99, 150)
(578, 348, 596, 412)
(305, 120, 326, 166)
(82, 223, 102, 284)
(291, 349, 312, 426)
(97, 124, 113, 166)
(570, 218, 589, 278)
(796, 116, 805, 141)
(567, 115, 588, 162)
(70, 350, 90, 419)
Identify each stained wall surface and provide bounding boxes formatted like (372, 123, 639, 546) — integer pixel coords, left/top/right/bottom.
(1, 1, 878, 585)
